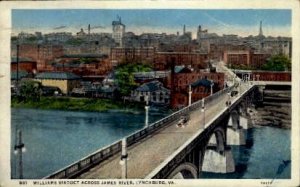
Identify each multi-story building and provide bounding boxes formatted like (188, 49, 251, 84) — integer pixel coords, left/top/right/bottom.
(50, 54, 112, 79)
(11, 44, 64, 72)
(223, 50, 251, 67)
(261, 37, 292, 58)
(223, 49, 271, 69)
(110, 47, 155, 66)
(11, 57, 37, 74)
(209, 43, 251, 61)
(153, 51, 209, 71)
(112, 16, 125, 47)
(44, 32, 73, 43)
(169, 68, 225, 108)
(17, 32, 37, 42)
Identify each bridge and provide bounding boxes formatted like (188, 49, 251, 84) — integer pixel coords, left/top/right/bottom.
(45, 63, 290, 179)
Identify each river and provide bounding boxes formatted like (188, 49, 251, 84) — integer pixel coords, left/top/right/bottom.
(11, 108, 290, 179)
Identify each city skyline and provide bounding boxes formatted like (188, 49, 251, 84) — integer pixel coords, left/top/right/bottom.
(12, 9, 291, 38)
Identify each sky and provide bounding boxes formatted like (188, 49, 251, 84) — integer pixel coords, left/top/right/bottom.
(12, 9, 291, 38)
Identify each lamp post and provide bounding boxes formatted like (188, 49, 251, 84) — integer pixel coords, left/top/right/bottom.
(188, 85, 192, 106)
(120, 138, 128, 179)
(248, 73, 251, 87)
(210, 82, 214, 96)
(226, 91, 231, 107)
(144, 95, 149, 127)
(201, 98, 205, 128)
(14, 129, 26, 179)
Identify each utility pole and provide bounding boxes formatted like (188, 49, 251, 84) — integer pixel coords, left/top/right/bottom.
(120, 138, 128, 179)
(14, 129, 25, 179)
(16, 44, 20, 88)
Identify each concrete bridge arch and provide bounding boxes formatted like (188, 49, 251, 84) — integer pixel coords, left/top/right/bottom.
(167, 162, 198, 179)
(201, 126, 235, 174)
(207, 127, 226, 153)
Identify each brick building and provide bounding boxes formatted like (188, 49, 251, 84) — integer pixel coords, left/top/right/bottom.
(251, 52, 271, 68)
(110, 47, 155, 66)
(236, 71, 291, 82)
(209, 43, 251, 61)
(11, 57, 37, 73)
(12, 44, 64, 72)
(170, 68, 225, 108)
(223, 50, 251, 67)
(50, 54, 112, 79)
(154, 52, 208, 71)
(223, 50, 271, 69)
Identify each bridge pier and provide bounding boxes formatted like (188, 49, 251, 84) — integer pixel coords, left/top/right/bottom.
(226, 127, 246, 145)
(227, 110, 246, 145)
(240, 115, 251, 129)
(202, 146, 235, 173)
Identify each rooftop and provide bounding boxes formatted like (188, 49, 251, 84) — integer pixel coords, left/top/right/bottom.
(175, 66, 193, 74)
(191, 78, 212, 88)
(35, 72, 81, 80)
(136, 80, 168, 92)
(11, 71, 28, 80)
(11, 57, 35, 63)
(61, 54, 108, 58)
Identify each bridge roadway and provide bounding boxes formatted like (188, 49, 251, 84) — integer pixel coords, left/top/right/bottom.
(77, 84, 249, 179)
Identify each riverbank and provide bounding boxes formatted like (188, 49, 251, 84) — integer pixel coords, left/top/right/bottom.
(249, 104, 291, 129)
(11, 96, 144, 113)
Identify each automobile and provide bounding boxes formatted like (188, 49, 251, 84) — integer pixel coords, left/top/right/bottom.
(177, 115, 190, 127)
(231, 91, 238, 97)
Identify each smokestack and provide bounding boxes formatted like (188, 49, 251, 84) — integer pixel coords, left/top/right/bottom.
(183, 25, 186, 35)
(259, 21, 263, 36)
(88, 24, 90, 35)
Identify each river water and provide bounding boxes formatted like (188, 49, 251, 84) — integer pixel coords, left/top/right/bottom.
(11, 108, 290, 179)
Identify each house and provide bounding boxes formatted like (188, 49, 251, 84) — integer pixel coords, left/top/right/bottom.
(35, 72, 81, 95)
(131, 80, 170, 106)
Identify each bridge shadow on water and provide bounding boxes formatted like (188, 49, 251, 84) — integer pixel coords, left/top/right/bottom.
(199, 129, 254, 179)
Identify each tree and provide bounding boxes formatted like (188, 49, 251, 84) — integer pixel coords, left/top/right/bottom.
(115, 62, 152, 96)
(262, 54, 291, 71)
(66, 38, 84, 45)
(18, 80, 42, 102)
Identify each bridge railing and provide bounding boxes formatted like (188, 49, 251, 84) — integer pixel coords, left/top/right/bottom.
(44, 140, 122, 179)
(189, 85, 234, 111)
(147, 85, 255, 179)
(45, 86, 234, 179)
